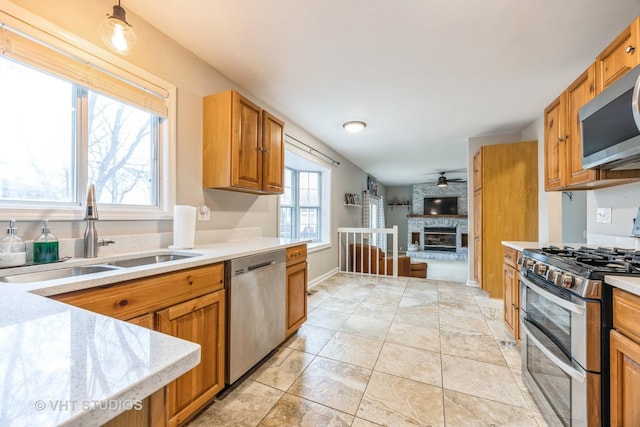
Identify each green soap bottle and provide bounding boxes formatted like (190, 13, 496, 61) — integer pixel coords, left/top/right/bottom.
(33, 219, 59, 264)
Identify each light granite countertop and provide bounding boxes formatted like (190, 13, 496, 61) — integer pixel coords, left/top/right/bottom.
(501, 241, 587, 251)
(0, 233, 309, 426)
(604, 275, 640, 297)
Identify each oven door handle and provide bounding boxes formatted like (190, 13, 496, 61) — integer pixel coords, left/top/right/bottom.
(521, 321, 586, 383)
(520, 273, 585, 315)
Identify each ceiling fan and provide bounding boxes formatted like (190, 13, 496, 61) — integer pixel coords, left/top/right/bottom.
(424, 170, 467, 187)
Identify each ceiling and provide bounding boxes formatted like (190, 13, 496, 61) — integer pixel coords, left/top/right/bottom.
(127, 0, 640, 186)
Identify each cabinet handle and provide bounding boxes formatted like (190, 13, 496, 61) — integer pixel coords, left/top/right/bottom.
(264, 149, 270, 154)
(626, 45, 635, 54)
(258, 146, 264, 151)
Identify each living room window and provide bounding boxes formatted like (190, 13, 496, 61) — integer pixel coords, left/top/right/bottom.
(279, 149, 330, 245)
(0, 15, 175, 220)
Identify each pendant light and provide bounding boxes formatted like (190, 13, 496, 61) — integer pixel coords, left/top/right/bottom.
(100, 1, 137, 55)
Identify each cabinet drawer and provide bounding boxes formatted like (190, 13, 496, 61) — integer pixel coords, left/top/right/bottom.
(53, 263, 224, 321)
(286, 245, 307, 265)
(613, 288, 640, 343)
(503, 246, 518, 269)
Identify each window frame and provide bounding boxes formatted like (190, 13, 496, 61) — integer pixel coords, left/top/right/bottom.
(0, 2, 176, 221)
(278, 147, 331, 249)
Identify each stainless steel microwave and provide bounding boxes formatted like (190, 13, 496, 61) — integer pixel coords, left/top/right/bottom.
(580, 64, 640, 170)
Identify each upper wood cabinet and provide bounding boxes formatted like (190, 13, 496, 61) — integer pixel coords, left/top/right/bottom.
(544, 65, 599, 191)
(203, 90, 285, 194)
(596, 16, 640, 92)
(544, 17, 640, 191)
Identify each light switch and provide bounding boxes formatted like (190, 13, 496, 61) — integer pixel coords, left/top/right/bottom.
(596, 207, 611, 224)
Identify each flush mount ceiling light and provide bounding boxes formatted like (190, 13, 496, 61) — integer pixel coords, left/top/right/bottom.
(100, 1, 137, 55)
(343, 121, 366, 133)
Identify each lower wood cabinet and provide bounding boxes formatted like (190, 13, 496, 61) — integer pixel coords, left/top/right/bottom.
(286, 245, 308, 337)
(52, 263, 226, 427)
(502, 246, 520, 341)
(611, 288, 640, 426)
(157, 291, 225, 427)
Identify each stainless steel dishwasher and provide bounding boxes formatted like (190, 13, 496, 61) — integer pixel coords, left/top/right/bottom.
(227, 249, 286, 384)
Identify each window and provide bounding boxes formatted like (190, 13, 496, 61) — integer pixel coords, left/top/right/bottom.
(279, 149, 330, 245)
(0, 14, 175, 219)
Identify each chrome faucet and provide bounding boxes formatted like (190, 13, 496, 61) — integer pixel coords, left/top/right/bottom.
(83, 184, 115, 258)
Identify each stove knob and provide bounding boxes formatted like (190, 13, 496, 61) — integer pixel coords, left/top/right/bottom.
(560, 274, 573, 288)
(525, 259, 534, 270)
(534, 264, 547, 276)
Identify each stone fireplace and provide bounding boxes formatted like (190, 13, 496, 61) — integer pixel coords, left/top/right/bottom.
(407, 182, 468, 261)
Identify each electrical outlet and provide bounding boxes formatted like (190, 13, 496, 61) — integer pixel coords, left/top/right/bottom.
(198, 205, 210, 221)
(596, 207, 611, 224)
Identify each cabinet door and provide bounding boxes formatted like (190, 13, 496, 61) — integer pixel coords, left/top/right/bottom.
(157, 291, 226, 427)
(597, 17, 640, 92)
(286, 260, 308, 337)
(544, 94, 566, 191)
(503, 263, 516, 337)
(610, 330, 640, 426)
(231, 92, 262, 191)
(261, 110, 285, 194)
(566, 64, 598, 186)
(473, 188, 482, 286)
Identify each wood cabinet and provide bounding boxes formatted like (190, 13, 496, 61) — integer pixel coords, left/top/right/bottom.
(473, 142, 537, 299)
(285, 245, 307, 337)
(472, 151, 482, 287)
(611, 288, 640, 426)
(596, 16, 640, 93)
(52, 264, 226, 427)
(157, 291, 225, 427)
(543, 16, 640, 191)
(502, 246, 520, 341)
(544, 65, 599, 190)
(203, 90, 284, 194)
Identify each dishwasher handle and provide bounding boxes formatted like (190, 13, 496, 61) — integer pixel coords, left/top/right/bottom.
(231, 249, 286, 277)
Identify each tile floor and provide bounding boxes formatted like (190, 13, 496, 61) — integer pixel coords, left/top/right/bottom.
(188, 273, 548, 427)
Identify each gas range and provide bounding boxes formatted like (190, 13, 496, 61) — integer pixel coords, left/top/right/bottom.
(520, 246, 640, 300)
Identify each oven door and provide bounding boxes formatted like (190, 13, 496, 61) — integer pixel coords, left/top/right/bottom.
(520, 271, 591, 370)
(521, 318, 588, 427)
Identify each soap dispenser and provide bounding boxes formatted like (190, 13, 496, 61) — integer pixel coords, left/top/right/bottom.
(33, 219, 59, 264)
(0, 219, 27, 268)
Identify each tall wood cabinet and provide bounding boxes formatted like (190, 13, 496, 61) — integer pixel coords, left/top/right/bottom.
(52, 264, 226, 427)
(203, 90, 284, 194)
(611, 288, 640, 426)
(285, 244, 308, 337)
(473, 141, 538, 299)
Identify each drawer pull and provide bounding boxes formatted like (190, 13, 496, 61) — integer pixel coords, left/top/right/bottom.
(119, 299, 129, 307)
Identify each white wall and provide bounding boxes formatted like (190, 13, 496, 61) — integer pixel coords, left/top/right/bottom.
(586, 182, 640, 245)
(5, 0, 372, 282)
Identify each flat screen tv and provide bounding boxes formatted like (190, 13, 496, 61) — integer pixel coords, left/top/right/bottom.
(424, 197, 458, 215)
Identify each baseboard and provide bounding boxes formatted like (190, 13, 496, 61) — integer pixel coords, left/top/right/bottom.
(466, 279, 480, 287)
(308, 267, 339, 289)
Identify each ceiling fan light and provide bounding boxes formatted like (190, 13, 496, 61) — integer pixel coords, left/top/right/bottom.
(436, 175, 448, 187)
(343, 121, 366, 133)
(100, 2, 137, 55)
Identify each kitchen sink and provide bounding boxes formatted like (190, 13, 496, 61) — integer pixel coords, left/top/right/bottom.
(0, 252, 202, 284)
(0, 265, 122, 283)
(106, 253, 199, 268)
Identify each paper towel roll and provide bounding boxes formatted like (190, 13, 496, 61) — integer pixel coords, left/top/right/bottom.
(171, 205, 196, 249)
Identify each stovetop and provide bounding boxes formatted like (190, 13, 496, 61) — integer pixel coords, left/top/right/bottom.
(524, 246, 640, 278)
(520, 245, 640, 299)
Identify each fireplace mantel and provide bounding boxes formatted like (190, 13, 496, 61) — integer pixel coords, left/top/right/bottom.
(407, 214, 468, 219)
